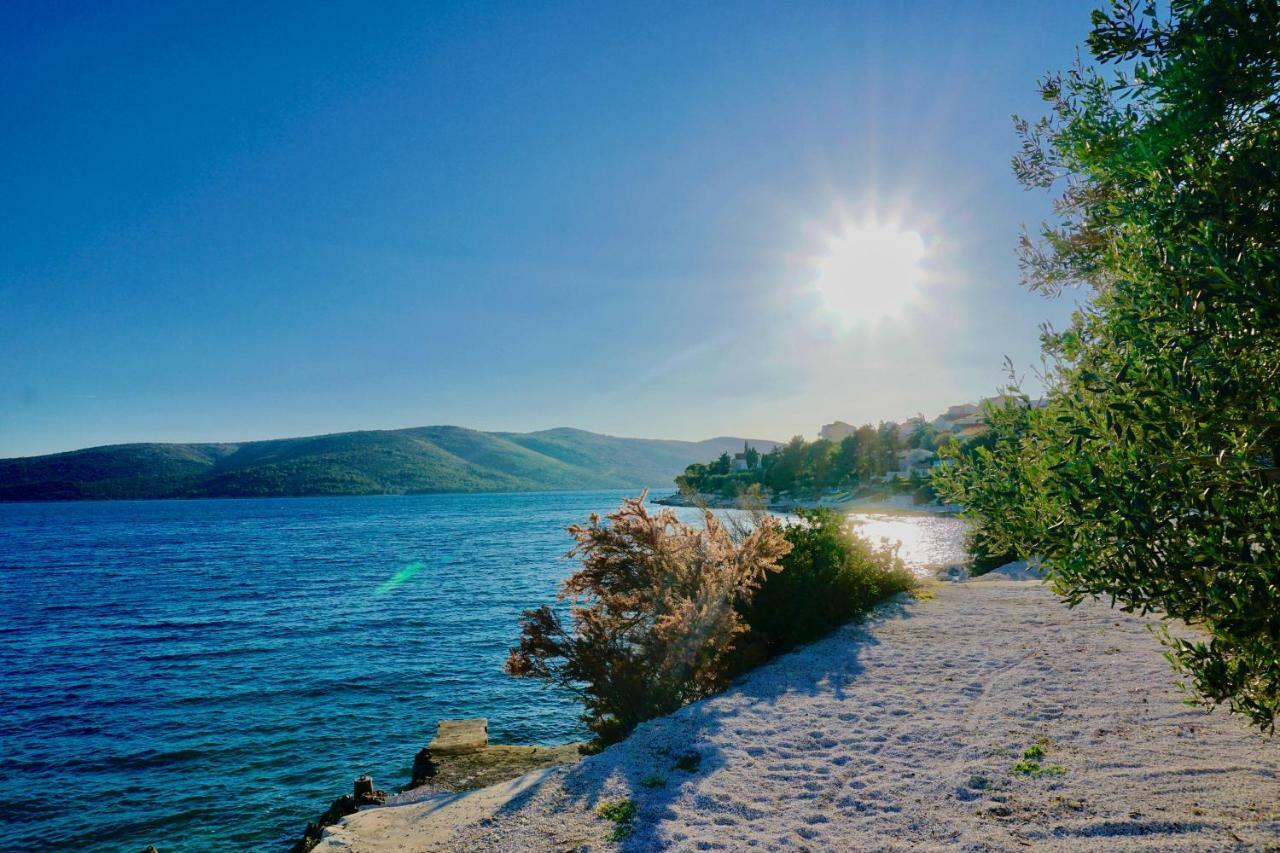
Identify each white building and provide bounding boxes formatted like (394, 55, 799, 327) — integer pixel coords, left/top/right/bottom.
(897, 448, 937, 474)
(895, 417, 925, 442)
(819, 421, 857, 442)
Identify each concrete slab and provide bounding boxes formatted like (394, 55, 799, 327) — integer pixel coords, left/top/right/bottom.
(428, 718, 488, 755)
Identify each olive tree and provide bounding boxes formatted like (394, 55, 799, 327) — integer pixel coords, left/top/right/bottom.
(939, 0, 1279, 730)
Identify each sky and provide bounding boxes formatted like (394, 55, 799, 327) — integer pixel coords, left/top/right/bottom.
(0, 1, 1097, 458)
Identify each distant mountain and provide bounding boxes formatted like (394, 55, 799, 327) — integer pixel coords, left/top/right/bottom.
(0, 427, 780, 501)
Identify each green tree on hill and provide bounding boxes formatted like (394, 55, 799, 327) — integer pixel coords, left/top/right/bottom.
(677, 420, 935, 499)
(909, 421, 936, 451)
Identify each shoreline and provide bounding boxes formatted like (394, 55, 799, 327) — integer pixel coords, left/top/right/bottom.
(291, 497, 964, 850)
(653, 490, 962, 515)
(310, 580, 1279, 851)
(290, 735, 583, 853)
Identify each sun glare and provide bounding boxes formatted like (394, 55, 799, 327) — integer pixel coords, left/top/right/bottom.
(813, 222, 927, 325)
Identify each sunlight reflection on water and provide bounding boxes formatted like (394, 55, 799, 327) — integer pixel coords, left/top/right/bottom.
(847, 512, 969, 574)
(665, 505, 969, 577)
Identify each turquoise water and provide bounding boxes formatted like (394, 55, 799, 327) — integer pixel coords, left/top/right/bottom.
(0, 491, 669, 851)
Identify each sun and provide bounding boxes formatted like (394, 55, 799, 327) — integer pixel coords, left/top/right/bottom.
(812, 221, 927, 324)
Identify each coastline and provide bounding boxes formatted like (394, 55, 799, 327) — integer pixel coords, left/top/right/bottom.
(291, 495, 964, 849)
(310, 580, 1280, 851)
(290, 738, 583, 852)
(652, 490, 962, 515)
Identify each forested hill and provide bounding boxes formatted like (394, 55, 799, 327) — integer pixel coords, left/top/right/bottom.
(0, 427, 779, 501)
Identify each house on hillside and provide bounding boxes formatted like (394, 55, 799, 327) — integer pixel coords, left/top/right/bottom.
(880, 448, 937, 482)
(897, 448, 936, 474)
(895, 417, 926, 442)
(819, 421, 857, 442)
(929, 397, 1046, 442)
(979, 394, 1049, 411)
(932, 404, 978, 434)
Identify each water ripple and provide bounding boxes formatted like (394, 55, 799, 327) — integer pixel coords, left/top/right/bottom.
(0, 492, 633, 851)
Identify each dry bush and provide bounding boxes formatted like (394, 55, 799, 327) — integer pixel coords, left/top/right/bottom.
(506, 491, 791, 746)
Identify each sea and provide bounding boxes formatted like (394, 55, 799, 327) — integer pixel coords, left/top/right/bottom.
(0, 491, 966, 851)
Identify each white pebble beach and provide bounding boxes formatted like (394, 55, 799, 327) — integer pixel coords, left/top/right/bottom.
(313, 579, 1280, 852)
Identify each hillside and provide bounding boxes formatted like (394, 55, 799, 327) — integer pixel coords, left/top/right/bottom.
(0, 427, 778, 501)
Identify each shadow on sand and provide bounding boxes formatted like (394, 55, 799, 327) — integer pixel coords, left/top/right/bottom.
(485, 593, 920, 849)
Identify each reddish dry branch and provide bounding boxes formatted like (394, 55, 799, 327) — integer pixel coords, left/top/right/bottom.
(507, 491, 790, 744)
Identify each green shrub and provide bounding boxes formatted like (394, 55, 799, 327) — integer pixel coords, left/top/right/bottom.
(734, 508, 916, 663)
(934, 395, 1043, 576)
(1013, 759, 1066, 778)
(596, 798, 637, 840)
(508, 499, 917, 751)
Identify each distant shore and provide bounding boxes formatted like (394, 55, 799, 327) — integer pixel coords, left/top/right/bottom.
(0, 426, 778, 503)
(311, 579, 1280, 851)
(652, 489, 962, 515)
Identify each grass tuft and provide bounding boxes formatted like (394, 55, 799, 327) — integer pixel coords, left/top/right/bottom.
(597, 797, 636, 840)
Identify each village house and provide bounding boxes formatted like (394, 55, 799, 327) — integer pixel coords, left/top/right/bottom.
(931, 403, 980, 433)
(897, 447, 936, 474)
(895, 417, 926, 442)
(819, 420, 857, 442)
(879, 448, 937, 481)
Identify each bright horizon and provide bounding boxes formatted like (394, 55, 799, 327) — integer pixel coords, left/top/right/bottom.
(2, 1, 1093, 458)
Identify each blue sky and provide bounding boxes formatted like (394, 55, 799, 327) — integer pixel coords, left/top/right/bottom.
(1, 1, 1095, 457)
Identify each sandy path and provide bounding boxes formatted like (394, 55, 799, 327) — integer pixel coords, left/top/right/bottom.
(314, 581, 1279, 851)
